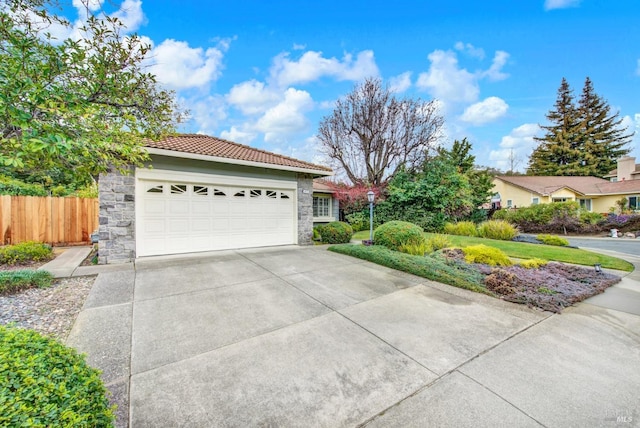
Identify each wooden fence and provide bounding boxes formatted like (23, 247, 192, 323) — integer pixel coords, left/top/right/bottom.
(0, 195, 99, 246)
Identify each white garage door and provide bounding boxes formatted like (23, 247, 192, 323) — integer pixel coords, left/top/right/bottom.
(136, 176, 296, 257)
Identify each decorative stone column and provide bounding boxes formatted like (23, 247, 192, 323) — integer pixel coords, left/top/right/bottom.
(297, 174, 313, 245)
(98, 166, 136, 264)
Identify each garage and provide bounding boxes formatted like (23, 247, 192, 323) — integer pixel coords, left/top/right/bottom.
(136, 172, 296, 257)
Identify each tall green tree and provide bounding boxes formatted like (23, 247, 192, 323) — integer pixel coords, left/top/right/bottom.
(435, 138, 474, 173)
(0, 0, 183, 181)
(527, 77, 631, 177)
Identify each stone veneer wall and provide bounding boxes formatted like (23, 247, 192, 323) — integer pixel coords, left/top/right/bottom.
(98, 166, 136, 264)
(297, 174, 313, 245)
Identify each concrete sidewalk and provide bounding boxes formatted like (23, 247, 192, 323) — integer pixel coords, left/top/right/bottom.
(66, 246, 640, 427)
(38, 246, 133, 278)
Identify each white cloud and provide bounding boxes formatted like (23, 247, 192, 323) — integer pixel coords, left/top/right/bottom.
(255, 88, 314, 142)
(292, 43, 306, 50)
(184, 95, 227, 135)
(544, 0, 581, 11)
(461, 97, 509, 125)
(219, 126, 257, 145)
(269, 50, 379, 87)
(621, 114, 640, 159)
(148, 39, 227, 90)
(483, 51, 510, 81)
(111, 0, 146, 31)
(416, 49, 479, 104)
(454, 42, 485, 59)
(489, 123, 540, 171)
(389, 72, 412, 93)
(72, 0, 101, 12)
(226, 80, 280, 115)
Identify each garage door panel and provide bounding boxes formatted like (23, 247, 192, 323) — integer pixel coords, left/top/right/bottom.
(138, 179, 295, 257)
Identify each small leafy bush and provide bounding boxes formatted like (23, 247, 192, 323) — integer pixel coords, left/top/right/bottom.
(0, 270, 53, 295)
(345, 211, 369, 232)
(477, 220, 518, 241)
(399, 241, 430, 256)
(316, 221, 353, 244)
(443, 221, 477, 237)
(519, 258, 548, 269)
(463, 244, 512, 266)
(579, 211, 603, 225)
(427, 234, 452, 251)
(0, 325, 115, 426)
(312, 227, 321, 241)
(537, 234, 569, 247)
(0, 241, 53, 265)
(0, 175, 48, 197)
(374, 221, 425, 251)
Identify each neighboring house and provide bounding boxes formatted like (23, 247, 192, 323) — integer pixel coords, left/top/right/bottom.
(492, 157, 640, 213)
(98, 134, 333, 264)
(603, 156, 640, 182)
(312, 179, 339, 226)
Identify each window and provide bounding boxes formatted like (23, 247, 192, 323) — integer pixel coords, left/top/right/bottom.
(266, 190, 277, 199)
(629, 196, 639, 211)
(213, 189, 226, 196)
(578, 198, 592, 211)
(506, 199, 513, 208)
(234, 190, 245, 197)
(313, 196, 331, 217)
(146, 185, 163, 193)
(193, 185, 208, 196)
(170, 184, 187, 194)
(280, 192, 290, 199)
(532, 197, 539, 205)
(250, 189, 262, 198)
(552, 197, 569, 203)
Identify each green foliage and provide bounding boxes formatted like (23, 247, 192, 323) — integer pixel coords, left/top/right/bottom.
(463, 245, 513, 266)
(444, 221, 478, 236)
(528, 77, 631, 177)
(579, 211, 603, 225)
(316, 221, 353, 244)
(426, 234, 452, 251)
(345, 211, 369, 232)
(519, 258, 549, 269)
(312, 227, 321, 241)
(0, 241, 53, 265)
(477, 220, 518, 240)
(399, 241, 430, 256)
(0, 270, 53, 294)
(0, 325, 115, 426)
(436, 138, 475, 173)
(74, 182, 99, 199)
(374, 221, 425, 251)
(328, 244, 489, 294)
(0, 175, 47, 196)
(537, 234, 569, 246)
(0, 0, 182, 177)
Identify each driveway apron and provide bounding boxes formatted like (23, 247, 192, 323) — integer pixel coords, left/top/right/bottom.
(66, 246, 640, 427)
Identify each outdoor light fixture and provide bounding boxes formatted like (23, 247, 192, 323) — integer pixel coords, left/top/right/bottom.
(367, 190, 375, 244)
(594, 263, 602, 273)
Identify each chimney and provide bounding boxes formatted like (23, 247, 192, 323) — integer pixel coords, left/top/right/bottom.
(617, 156, 636, 182)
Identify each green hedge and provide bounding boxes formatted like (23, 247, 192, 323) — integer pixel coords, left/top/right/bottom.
(0, 325, 115, 427)
(374, 221, 425, 251)
(317, 221, 353, 244)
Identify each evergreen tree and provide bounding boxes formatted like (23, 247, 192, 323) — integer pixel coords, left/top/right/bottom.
(527, 77, 631, 177)
(436, 138, 475, 173)
(576, 77, 632, 177)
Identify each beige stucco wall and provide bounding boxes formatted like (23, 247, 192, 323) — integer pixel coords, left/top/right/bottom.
(492, 179, 543, 208)
(592, 195, 625, 213)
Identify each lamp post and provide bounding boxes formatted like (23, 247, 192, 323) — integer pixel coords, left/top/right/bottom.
(367, 190, 375, 244)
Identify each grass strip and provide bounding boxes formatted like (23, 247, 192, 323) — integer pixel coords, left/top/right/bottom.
(328, 244, 491, 295)
(0, 270, 54, 295)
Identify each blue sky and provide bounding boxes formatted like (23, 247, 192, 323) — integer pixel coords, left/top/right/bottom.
(60, 0, 640, 173)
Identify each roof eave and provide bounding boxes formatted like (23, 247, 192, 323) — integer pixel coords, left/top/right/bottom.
(147, 147, 333, 177)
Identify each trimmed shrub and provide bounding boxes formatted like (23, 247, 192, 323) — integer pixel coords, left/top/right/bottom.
(463, 244, 512, 266)
(579, 211, 603, 225)
(427, 234, 452, 251)
(0, 241, 53, 265)
(477, 220, 518, 241)
(519, 258, 548, 269)
(374, 221, 425, 252)
(312, 227, 321, 242)
(0, 325, 115, 426)
(443, 221, 477, 237)
(316, 221, 353, 244)
(0, 270, 53, 295)
(537, 234, 569, 247)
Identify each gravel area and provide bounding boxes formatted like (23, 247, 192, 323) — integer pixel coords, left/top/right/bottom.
(0, 276, 95, 341)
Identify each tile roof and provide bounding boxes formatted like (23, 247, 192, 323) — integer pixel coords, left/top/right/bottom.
(496, 175, 640, 195)
(312, 178, 334, 193)
(146, 134, 332, 174)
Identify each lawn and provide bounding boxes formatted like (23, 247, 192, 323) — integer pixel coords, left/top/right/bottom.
(352, 230, 633, 272)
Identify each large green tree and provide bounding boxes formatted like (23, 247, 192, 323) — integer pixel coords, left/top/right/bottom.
(527, 77, 631, 177)
(0, 0, 183, 182)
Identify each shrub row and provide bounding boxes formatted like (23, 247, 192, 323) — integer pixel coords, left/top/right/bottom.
(444, 220, 518, 241)
(0, 242, 53, 265)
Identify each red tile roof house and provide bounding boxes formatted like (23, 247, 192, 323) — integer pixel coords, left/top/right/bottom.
(98, 134, 333, 264)
(491, 156, 640, 213)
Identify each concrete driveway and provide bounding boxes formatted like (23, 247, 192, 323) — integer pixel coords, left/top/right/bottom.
(67, 246, 640, 427)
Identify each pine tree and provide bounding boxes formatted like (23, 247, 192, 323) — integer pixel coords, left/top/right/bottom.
(435, 138, 475, 173)
(576, 77, 632, 177)
(527, 77, 632, 177)
(528, 78, 583, 175)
